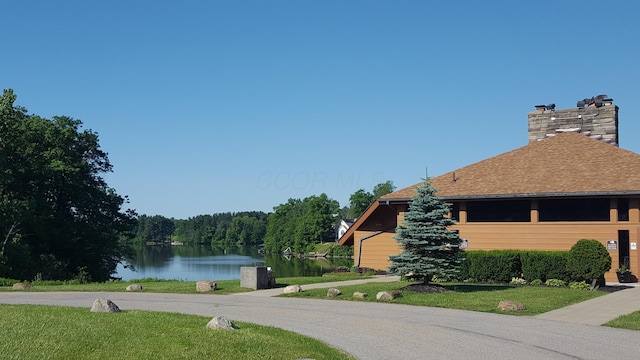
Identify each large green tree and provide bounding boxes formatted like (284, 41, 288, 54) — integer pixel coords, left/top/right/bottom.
(0, 89, 137, 282)
(388, 179, 461, 283)
(264, 194, 339, 253)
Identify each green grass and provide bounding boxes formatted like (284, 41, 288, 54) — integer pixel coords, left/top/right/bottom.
(0, 304, 354, 360)
(604, 311, 640, 330)
(281, 281, 606, 316)
(0, 274, 369, 294)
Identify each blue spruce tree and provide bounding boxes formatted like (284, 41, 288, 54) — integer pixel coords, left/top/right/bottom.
(388, 178, 462, 283)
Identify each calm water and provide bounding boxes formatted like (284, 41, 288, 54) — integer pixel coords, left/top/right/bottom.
(114, 244, 352, 281)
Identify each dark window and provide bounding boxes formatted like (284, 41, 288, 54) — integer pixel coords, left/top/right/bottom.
(466, 200, 530, 222)
(450, 202, 460, 221)
(618, 199, 629, 222)
(538, 198, 609, 221)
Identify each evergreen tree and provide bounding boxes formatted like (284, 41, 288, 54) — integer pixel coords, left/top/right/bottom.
(388, 179, 462, 283)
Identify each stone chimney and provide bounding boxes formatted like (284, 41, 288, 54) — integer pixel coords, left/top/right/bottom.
(528, 96, 618, 145)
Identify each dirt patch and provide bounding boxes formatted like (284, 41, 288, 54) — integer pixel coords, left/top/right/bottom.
(401, 283, 449, 294)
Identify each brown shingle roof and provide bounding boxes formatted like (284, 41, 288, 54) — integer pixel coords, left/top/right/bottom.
(382, 132, 640, 200)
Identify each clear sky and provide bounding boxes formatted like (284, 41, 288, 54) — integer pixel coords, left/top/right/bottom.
(2, 1, 639, 219)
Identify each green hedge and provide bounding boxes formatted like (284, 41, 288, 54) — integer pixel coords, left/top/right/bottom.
(459, 250, 522, 283)
(520, 251, 570, 281)
(459, 250, 572, 283)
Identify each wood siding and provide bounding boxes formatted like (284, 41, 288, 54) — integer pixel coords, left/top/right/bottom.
(358, 199, 640, 283)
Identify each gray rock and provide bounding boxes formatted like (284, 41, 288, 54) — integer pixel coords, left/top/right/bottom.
(327, 288, 342, 297)
(353, 291, 368, 299)
(196, 281, 217, 292)
(126, 284, 143, 292)
(376, 290, 402, 301)
(12, 282, 33, 290)
(91, 298, 121, 313)
(283, 285, 302, 294)
(498, 300, 526, 311)
(206, 316, 237, 330)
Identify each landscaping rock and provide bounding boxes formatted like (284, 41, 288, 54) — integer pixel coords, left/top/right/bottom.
(283, 285, 302, 294)
(126, 284, 143, 292)
(353, 292, 368, 299)
(91, 298, 121, 313)
(196, 281, 217, 292)
(206, 316, 237, 330)
(376, 290, 402, 301)
(11, 282, 33, 290)
(498, 300, 526, 311)
(327, 288, 342, 297)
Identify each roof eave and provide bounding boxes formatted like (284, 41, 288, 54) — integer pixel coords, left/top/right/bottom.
(381, 191, 640, 203)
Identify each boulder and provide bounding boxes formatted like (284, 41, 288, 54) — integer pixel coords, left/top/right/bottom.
(91, 298, 121, 313)
(12, 282, 33, 290)
(206, 316, 237, 330)
(196, 281, 217, 292)
(376, 290, 402, 301)
(283, 285, 302, 294)
(126, 284, 143, 292)
(353, 292, 368, 299)
(498, 300, 526, 311)
(327, 288, 342, 297)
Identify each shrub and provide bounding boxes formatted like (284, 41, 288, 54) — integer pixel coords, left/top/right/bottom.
(567, 239, 611, 285)
(545, 279, 566, 287)
(510, 277, 527, 285)
(569, 281, 591, 290)
(520, 251, 571, 282)
(463, 250, 521, 283)
(530, 279, 543, 286)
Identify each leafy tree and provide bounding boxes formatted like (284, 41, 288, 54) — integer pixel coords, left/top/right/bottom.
(0, 89, 136, 282)
(265, 194, 339, 253)
(372, 180, 395, 199)
(345, 181, 396, 219)
(349, 189, 375, 219)
(388, 179, 462, 283)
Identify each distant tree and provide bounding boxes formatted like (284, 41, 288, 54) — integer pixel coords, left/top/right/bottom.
(346, 181, 396, 219)
(136, 215, 174, 242)
(372, 180, 395, 199)
(349, 189, 375, 219)
(265, 194, 339, 253)
(388, 179, 462, 283)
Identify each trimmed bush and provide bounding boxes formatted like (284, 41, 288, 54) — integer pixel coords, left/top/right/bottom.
(520, 251, 571, 282)
(567, 239, 611, 285)
(530, 279, 543, 286)
(461, 250, 521, 283)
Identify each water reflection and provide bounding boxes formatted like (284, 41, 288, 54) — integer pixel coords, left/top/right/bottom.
(115, 244, 352, 281)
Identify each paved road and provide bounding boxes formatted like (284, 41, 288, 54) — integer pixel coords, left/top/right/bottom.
(2, 288, 640, 360)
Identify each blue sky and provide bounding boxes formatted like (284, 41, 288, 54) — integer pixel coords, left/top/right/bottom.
(2, 1, 639, 219)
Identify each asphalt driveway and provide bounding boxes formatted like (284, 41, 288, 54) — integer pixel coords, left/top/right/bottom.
(2, 290, 639, 360)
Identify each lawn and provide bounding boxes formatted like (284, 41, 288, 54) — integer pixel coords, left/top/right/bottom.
(0, 304, 354, 360)
(0, 273, 369, 294)
(604, 311, 640, 331)
(280, 281, 607, 316)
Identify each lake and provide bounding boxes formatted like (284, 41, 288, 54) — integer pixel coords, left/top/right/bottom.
(114, 244, 353, 281)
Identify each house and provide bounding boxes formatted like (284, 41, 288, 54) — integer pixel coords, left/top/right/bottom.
(338, 99, 640, 282)
(336, 219, 355, 240)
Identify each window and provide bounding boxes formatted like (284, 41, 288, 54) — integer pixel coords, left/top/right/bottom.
(450, 202, 460, 221)
(538, 198, 609, 221)
(466, 200, 531, 222)
(618, 198, 629, 222)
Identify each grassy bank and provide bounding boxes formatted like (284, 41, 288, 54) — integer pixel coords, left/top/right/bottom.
(0, 304, 353, 360)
